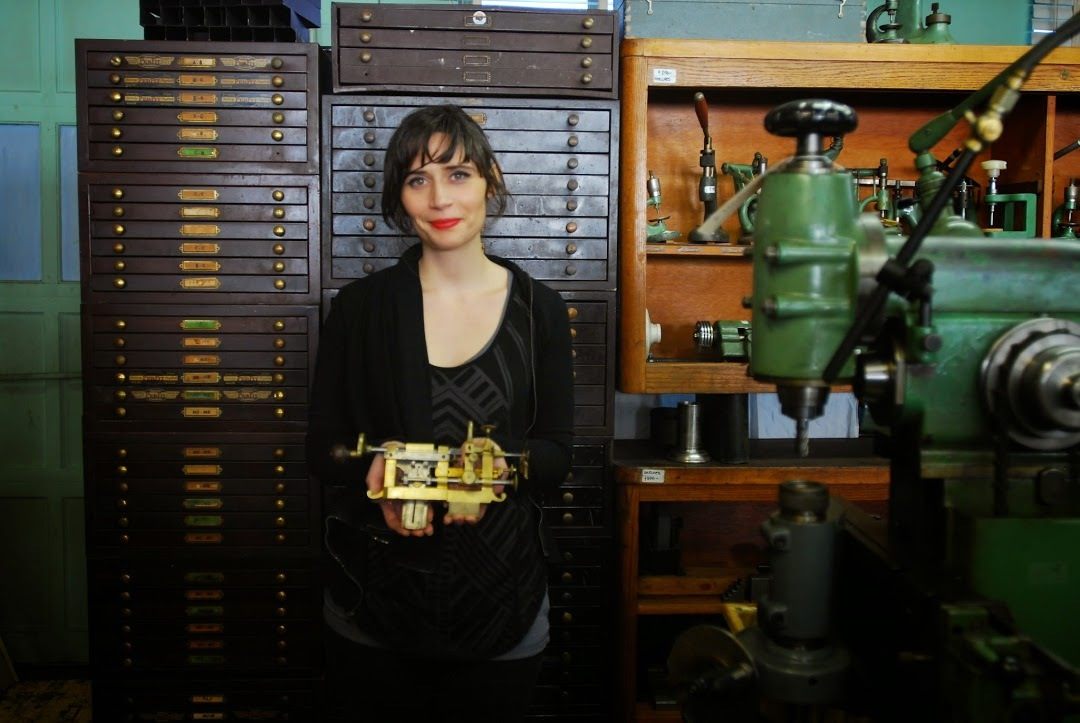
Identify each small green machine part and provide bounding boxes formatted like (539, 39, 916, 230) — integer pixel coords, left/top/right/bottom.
(981, 159, 1037, 238)
(1052, 178, 1079, 238)
(645, 170, 680, 243)
(867, 0, 956, 44)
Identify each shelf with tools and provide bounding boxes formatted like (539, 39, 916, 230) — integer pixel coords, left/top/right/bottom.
(618, 39, 1080, 395)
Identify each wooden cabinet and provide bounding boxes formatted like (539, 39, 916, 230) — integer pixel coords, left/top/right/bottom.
(618, 39, 1080, 394)
(614, 446, 888, 722)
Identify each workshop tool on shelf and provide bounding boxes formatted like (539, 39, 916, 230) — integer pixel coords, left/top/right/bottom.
(981, 159, 1037, 238)
(720, 154, 766, 243)
(1054, 137, 1080, 160)
(333, 421, 524, 530)
(693, 319, 751, 361)
(1052, 179, 1079, 238)
(867, 0, 955, 44)
(646, 170, 681, 243)
(688, 92, 728, 243)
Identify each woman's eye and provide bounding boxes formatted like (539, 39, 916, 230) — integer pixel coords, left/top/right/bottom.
(405, 176, 425, 188)
(451, 170, 472, 181)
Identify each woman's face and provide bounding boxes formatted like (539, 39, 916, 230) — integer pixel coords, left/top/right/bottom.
(400, 133, 489, 253)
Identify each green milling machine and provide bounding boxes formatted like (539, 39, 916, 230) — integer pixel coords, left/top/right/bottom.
(671, 16, 1080, 723)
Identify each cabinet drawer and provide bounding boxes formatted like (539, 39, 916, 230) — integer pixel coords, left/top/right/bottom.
(91, 529, 312, 548)
(332, 4, 618, 98)
(77, 40, 319, 173)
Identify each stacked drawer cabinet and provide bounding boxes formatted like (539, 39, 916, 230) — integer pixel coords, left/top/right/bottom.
(76, 40, 322, 722)
(322, 94, 619, 721)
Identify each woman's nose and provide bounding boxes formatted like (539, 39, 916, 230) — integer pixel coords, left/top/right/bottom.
(429, 179, 451, 207)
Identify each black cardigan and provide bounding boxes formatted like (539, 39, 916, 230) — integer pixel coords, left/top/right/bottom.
(307, 246, 574, 656)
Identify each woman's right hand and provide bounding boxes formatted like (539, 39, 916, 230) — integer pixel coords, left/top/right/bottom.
(366, 443, 434, 537)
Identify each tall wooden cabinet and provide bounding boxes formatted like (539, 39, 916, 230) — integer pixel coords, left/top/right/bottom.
(613, 39, 1080, 722)
(76, 40, 323, 721)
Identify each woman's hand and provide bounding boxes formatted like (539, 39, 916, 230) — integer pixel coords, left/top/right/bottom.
(444, 437, 508, 526)
(366, 442, 434, 537)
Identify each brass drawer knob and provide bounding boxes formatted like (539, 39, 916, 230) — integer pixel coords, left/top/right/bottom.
(114, 390, 127, 401)
(363, 219, 376, 231)
(273, 261, 285, 273)
(271, 130, 284, 142)
(562, 491, 574, 504)
(275, 499, 285, 510)
(363, 262, 374, 274)
(271, 94, 284, 106)
(273, 225, 285, 237)
(363, 241, 376, 253)
(274, 279, 286, 290)
(581, 73, 593, 85)
(112, 110, 125, 122)
(567, 114, 580, 127)
(275, 464, 286, 475)
(109, 91, 123, 103)
(361, 10, 373, 22)
(567, 135, 579, 148)
(112, 188, 124, 200)
(112, 146, 123, 157)
(113, 278, 126, 289)
(565, 222, 578, 234)
(273, 207, 285, 219)
(271, 57, 284, 69)
(110, 55, 122, 67)
(114, 224, 126, 235)
(561, 611, 574, 623)
(582, 16, 595, 28)
(272, 244, 285, 255)
(570, 327, 577, 338)
(274, 338, 286, 350)
(116, 447, 127, 457)
(272, 189, 285, 201)
(273, 320, 285, 331)
(561, 512, 574, 525)
(275, 573, 287, 583)
(113, 242, 126, 254)
(360, 32, 372, 43)
(565, 264, 577, 277)
(561, 571, 573, 584)
(275, 483, 286, 493)
(566, 200, 578, 212)
(363, 110, 375, 123)
(360, 52, 372, 63)
(363, 153, 376, 167)
(272, 75, 284, 88)
(114, 261, 126, 272)
(112, 205, 124, 216)
(565, 243, 577, 255)
(273, 390, 285, 401)
(567, 307, 578, 319)
(581, 57, 593, 68)
(274, 356, 285, 366)
(109, 73, 121, 85)
(581, 37, 593, 49)
(274, 407, 285, 418)
(566, 180, 579, 192)
(364, 131, 375, 144)
(272, 112, 285, 124)
(111, 127, 122, 139)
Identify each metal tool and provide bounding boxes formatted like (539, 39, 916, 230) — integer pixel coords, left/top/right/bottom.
(719, 153, 766, 243)
(1052, 178, 1079, 238)
(981, 159, 1037, 237)
(333, 421, 524, 530)
(688, 92, 728, 244)
(867, 0, 955, 44)
(646, 171, 681, 243)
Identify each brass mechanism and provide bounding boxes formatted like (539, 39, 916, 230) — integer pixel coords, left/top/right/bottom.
(333, 421, 526, 530)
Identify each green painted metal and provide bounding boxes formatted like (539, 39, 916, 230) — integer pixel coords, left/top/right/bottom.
(749, 168, 859, 382)
(965, 517, 1080, 667)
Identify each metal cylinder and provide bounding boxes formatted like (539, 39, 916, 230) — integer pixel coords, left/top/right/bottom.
(669, 401, 711, 464)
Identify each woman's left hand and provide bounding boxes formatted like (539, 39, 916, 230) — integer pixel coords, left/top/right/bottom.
(444, 437, 508, 526)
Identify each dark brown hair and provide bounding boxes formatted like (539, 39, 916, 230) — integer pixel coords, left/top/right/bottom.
(381, 104, 509, 233)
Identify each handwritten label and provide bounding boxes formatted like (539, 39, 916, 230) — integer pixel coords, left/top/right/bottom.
(652, 68, 677, 84)
(641, 468, 665, 484)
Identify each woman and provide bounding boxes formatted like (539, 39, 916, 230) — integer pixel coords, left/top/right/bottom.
(307, 104, 574, 723)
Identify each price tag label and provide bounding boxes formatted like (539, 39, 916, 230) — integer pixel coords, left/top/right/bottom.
(641, 468, 665, 484)
(652, 68, 677, 84)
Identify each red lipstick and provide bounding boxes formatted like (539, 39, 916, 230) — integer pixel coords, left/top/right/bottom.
(430, 218, 460, 230)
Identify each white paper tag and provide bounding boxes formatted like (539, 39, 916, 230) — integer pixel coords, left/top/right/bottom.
(641, 468, 665, 484)
(652, 68, 677, 84)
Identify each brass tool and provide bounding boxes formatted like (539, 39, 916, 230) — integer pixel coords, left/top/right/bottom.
(333, 421, 524, 530)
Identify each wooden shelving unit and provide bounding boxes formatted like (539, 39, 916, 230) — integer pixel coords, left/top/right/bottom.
(614, 446, 889, 721)
(618, 39, 1080, 395)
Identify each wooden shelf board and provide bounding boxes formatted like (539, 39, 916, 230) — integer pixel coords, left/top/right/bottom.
(642, 361, 774, 393)
(645, 242, 750, 257)
(634, 703, 684, 722)
(639, 567, 748, 597)
(638, 594, 731, 615)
